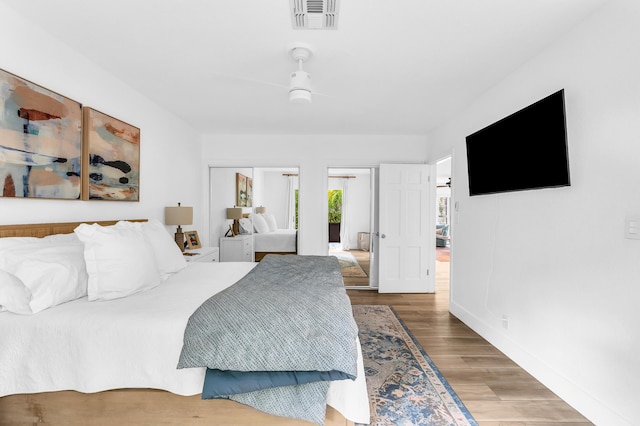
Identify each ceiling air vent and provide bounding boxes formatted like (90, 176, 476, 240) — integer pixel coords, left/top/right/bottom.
(290, 0, 340, 30)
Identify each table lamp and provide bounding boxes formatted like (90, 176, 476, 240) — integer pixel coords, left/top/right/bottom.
(227, 207, 243, 236)
(165, 202, 193, 251)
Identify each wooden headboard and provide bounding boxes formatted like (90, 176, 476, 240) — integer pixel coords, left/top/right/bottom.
(0, 219, 147, 238)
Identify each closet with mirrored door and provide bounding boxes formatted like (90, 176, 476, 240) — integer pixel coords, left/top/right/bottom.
(209, 167, 299, 262)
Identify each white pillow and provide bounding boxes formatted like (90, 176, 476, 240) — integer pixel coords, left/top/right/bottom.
(117, 220, 187, 281)
(0, 270, 33, 314)
(252, 214, 270, 234)
(43, 232, 80, 243)
(0, 241, 88, 313)
(263, 213, 278, 232)
(0, 236, 39, 251)
(74, 223, 161, 301)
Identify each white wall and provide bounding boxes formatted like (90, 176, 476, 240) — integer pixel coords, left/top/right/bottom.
(259, 170, 298, 229)
(0, 4, 201, 230)
(428, 1, 640, 424)
(200, 136, 427, 254)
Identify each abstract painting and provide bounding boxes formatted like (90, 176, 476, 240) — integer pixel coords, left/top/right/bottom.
(0, 68, 82, 199)
(236, 173, 247, 207)
(82, 107, 140, 201)
(246, 177, 253, 207)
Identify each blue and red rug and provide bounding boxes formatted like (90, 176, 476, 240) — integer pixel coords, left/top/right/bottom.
(353, 305, 477, 426)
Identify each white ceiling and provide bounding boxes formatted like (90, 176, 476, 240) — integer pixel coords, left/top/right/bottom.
(3, 0, 608, 135)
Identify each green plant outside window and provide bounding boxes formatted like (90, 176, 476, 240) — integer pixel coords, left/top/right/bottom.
(328, 190, 342, 223)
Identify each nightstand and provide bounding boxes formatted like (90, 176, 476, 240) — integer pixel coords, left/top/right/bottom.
(183, 246, 219, 263)
(219, 235, 254, 262)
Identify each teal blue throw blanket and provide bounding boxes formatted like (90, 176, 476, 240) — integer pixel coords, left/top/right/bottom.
(177, 255, 359, 425)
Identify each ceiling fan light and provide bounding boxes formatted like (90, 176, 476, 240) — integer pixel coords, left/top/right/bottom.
(289, 89, 312, 103)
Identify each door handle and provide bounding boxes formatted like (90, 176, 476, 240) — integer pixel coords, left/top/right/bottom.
(381, 234, 386, 239)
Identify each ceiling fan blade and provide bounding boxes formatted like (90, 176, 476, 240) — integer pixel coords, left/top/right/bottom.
(210, 71, 288, 91)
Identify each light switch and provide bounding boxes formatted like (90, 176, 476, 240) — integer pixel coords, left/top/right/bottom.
(625, 216, 640, 239)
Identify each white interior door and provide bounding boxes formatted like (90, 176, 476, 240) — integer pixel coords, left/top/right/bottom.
(378, 163, 432, 293)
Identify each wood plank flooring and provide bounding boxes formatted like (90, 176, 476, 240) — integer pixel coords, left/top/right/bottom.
(346, 259, 593, 425)
(340, 249, 370, 287)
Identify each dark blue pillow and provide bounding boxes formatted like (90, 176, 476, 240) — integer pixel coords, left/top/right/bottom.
(202, 368, 354, 399)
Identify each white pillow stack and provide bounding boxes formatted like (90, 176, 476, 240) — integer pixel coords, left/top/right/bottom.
(0, 219, 190, 313)
(75, 222, 161, 301)
(0, 235, 88, 314)
(262, 213, 278, 232)
(116, 219, 188, 281)
(251, 214, 271, 234)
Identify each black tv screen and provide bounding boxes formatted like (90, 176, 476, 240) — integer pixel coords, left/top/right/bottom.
(465, 89, 570, 196)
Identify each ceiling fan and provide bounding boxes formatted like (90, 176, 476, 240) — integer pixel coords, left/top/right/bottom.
(288, 43, 315, 103)
(209, 42, 343, 104)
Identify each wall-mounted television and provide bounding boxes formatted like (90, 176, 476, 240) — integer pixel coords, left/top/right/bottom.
(465, 89, 570, 196)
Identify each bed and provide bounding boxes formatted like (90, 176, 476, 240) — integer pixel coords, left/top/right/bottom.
(254, 228, 298, 261)
(0, 220, 369, 426)
(243, 213, 298, 261)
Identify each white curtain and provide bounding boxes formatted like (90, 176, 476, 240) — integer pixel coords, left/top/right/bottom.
(339, 178, 350, 250)
(285, 175, 296, 229)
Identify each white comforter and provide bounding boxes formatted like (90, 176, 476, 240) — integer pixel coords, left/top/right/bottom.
(0, 262, 370, 424)
(253, 229, 297, 252)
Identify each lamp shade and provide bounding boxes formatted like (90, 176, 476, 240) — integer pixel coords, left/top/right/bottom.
(255, 206, 266, 214)
(227, 208, 243, 220)
(165, 205, 193, 226)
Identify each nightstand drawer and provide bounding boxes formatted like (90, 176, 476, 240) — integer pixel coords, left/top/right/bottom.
(184, 247, 219, 263)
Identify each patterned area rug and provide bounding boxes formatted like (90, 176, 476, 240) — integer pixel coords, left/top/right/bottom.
(353, 305, 477, 426)
(330, 251, 368, 277)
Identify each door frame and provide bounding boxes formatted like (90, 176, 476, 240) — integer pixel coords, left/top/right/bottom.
(432, 149, 455, 303)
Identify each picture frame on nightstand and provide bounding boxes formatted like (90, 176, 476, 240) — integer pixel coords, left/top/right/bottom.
(185, 230, 201, 249)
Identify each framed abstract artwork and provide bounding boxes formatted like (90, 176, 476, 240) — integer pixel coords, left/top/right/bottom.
(236, 173, 247, 207)
(82, 107, 140, 201)
(0, 68, 83, 199)
(246, 177, 253, 207)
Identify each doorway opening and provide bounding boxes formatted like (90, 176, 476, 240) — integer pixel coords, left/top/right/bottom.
(435, 156, 452, 296)
(327, 167, 377, 289)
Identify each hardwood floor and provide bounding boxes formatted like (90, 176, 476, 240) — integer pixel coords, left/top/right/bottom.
(346, 259, 593, 425)
(340, 249, 371, 287)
